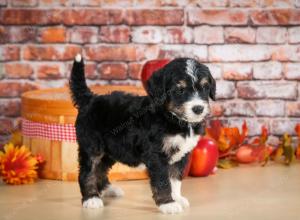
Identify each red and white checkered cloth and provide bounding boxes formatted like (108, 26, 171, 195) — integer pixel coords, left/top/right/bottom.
(22, 119, 77, 142)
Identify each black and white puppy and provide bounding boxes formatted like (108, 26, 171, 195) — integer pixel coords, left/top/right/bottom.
(69, 54, 216, 214)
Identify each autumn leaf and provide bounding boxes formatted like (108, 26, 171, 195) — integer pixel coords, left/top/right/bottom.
(273, 133, 295, 165)
(295, 124, 300, 159)
(9, 130, 22, 146)
(206, 120, 248, 153)
(217, 158, 239, 169)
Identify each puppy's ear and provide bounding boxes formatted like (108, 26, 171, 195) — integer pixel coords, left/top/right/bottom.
(146, 69, 166, 102)
(208, 72, 216, 101)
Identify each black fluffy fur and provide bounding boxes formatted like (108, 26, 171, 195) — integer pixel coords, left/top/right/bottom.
(70, 56, 216, 207)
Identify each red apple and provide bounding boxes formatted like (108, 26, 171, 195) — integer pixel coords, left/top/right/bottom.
(141, 59, 170, 90)
(189, 137, 219, 177)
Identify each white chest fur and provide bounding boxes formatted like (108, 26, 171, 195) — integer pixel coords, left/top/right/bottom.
(163, 126, 200, 164)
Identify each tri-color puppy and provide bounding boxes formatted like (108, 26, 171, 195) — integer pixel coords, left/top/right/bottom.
(69, 54, 216, 214)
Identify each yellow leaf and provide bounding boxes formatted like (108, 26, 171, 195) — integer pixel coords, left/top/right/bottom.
(217, 159, 239, 169)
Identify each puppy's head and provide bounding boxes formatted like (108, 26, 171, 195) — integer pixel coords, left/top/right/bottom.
(146, 58, 216, 123)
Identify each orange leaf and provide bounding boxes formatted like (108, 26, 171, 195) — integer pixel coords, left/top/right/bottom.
(206, 120, 222, 140)
(218, 129, 231, 152)
(239, 121, 248, 143)
(295, 124, 300, 137)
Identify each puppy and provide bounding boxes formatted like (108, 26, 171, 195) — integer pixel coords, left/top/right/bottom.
(69, 54, 216, 214)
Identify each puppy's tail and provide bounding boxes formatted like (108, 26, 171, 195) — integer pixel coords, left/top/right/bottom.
(69, 54, 93, 108)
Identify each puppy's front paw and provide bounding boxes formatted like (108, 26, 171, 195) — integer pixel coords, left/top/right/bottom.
(82, 197, 103, 209)
(102, 185, 124, 197)
(158, 202, 183, 214)
(174, 196, 190, 208)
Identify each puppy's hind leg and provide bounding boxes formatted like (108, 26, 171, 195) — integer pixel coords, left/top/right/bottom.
(78, 142, 104, 209)
(97, 155, 125, 198)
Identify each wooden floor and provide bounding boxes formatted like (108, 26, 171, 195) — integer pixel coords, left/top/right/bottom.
(0, 162, 299, 220)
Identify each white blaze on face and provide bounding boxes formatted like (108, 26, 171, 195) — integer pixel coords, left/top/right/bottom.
(186, 59, 198, 83)
(183, 93, 209, 123)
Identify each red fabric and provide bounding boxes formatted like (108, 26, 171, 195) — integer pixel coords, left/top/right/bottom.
(22, 119, 77, 142)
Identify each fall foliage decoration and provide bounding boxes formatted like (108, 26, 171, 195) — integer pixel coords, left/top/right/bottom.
(206, 120, 299, 169)
(0, 131, 44, 185)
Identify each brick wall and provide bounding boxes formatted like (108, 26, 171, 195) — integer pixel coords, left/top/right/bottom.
(0, 0, 300, 144)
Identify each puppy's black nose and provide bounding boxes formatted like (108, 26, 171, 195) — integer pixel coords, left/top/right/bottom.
(192, 105, 204, 114)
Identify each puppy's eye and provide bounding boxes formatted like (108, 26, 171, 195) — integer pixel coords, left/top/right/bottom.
(177, 87, 185, 94)
(202, 83, 209, 91)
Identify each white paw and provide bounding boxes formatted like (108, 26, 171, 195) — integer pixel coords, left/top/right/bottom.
(174, 196, 190, 208)
(158, 201, 183, 214)
(82, 197, 103, 209)
(75, 54, 82, 62)
(102, 185, 124, 197)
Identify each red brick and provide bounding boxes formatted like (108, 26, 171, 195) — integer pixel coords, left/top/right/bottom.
(38, 26, 66, 43)
(209, 45, 271, 62)
(253, 62, 282, 80)
(0, 26, 36, 43)
(0, 0, 7, 6)
(271, 119, 300, 135)
(255, 100, 285, 117)
(224, 27, 256, 43)
(237, 81, 297, 99)
(128, 62, 143, 80)
(194, 26, 224, 44)
(187, 9, 248, 25)
(256, 27, 287, 44)
(0, 118, 14, 134)
(73, 0, 101, 6)
(227, 118, 269, 136)
(5, 63, 33, 79)
(11, 0, 37, 6)
(0, 9, 62, 25)
(163, 27, 193, 44)
(284, 63, 300, 80)
(271, 45, 300, 61)
(223, 63, 253, 80)
(9, 27, 36, 43)
(132, 27, 162, 44)
(286, 102, 300, 117)
(98, 63, 128, 80)
(159, 0, 190, 6)
(205, 63, 222, 79)
(197, 0, 228, 7)
(250, 9, 300, 25)
(66, 62, 98, 80)
(224, 101, 255, 117)
(288, 27, 300, 43)
(216, 81, 235, 99)
(158, 45, 207, 61)
(37, 63, 65, 79)
(63, 9, 123, 25)
(0, 82, 39, 97)
(70, 27, 98, 44)
(99, 26, 130, 43)
(23, 45, 81, 61)
(0, 99, 20, 117)
(210, 102, 224, 117)
(39, 0, 69, 6)
(84, 45, 145, 62)
(260, 0, 293, 7)
(0, 45, 20, 61)
(126, 9, 184, 25)
(229, 0, 258, 7)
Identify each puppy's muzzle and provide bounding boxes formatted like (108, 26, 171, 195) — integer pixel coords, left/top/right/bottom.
(192, 105, 204, 115)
